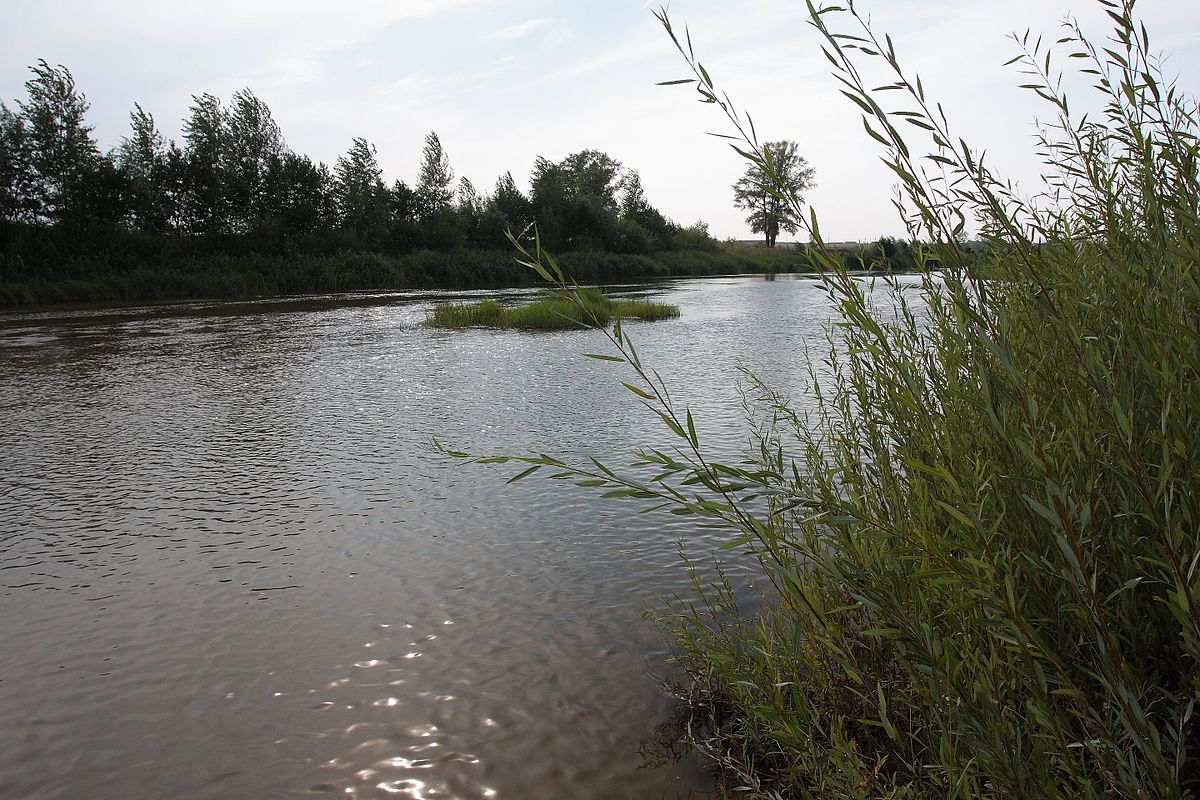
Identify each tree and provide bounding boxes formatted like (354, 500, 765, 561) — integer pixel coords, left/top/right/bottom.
(455, 176, 483, 245)
(530, 150, 626, 250)
(264, 151, 337, 249)
(619, 169, 675, 251)
(490, 171, 531, 228)
(0, 102, 36, 224)
(180, 93, 229, 236)
(558, 149, 623, 211)
(334, 137, 387, 234)
(224, 89, 284, 233)
(19, 60, 101, 227)
(732, 139, 813, 247)
(416, 131, 454, 218)
(116, 103, 173, 231)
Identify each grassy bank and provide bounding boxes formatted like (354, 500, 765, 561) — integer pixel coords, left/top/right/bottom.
(426, 287, 679, 330)
(464, 4, 1200, 797)
(0, 246, 808, 307)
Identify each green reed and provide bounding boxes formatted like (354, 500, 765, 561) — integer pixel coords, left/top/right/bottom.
(424, 286, 679, 331)
(449, 0, 1200, 795)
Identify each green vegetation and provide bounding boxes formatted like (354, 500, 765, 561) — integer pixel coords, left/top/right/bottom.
(426, 286, 679, 330)
(0, 58, 934, 307)
(456, 1, 1200, 796)
(0, 59, 747, 304)
(0, 246, 815, 306)
(732, 139, 814, 247)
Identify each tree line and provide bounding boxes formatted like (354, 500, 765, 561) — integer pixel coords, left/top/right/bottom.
(0, 60, 720, 281)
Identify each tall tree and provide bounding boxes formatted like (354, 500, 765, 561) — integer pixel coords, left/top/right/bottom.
(619, 169, 675, 250)
(180, 93, 229, 237)
(416, 131, 454, 218)
(0, 102, 36, 224)
(490, 171, 530, 226)
(116, 103, 173, 231)
(264, 151, 337, 249)
(559, 149, 623, 211)
(224, 89, 284, 233)
(732, 139, 814, 247)
(530, 150, 625, 250)
(19, 60, 101, 226)
(334, 137, 387, 233)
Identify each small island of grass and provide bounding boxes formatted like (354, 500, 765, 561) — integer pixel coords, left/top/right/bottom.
(425, 287, 679, 330)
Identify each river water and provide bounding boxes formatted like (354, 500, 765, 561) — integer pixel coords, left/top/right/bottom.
(0, 275, 854, 799)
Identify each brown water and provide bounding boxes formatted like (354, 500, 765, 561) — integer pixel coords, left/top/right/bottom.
(0, 275, 850, 799)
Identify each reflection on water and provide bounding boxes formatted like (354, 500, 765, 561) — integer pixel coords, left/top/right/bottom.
(0, 275, 885, 799)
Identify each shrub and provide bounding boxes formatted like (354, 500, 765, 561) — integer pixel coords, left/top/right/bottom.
(467, 2, 1200, 796)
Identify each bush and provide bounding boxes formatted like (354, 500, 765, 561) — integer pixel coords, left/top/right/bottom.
(474, 2, 1200, 796)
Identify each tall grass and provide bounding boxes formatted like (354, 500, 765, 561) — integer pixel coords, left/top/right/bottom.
(461, 0, 1200, 795)
(0, 247, 809, 307)
(425, 286, 679, 330)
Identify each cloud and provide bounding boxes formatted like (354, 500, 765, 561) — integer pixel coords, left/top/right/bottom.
(483, 18, 549, 42)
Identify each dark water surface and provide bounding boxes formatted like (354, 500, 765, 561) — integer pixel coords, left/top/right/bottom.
(1, 276, 847, 799)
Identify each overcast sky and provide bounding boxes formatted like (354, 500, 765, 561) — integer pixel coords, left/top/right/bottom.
(2, 1, 1197, 241)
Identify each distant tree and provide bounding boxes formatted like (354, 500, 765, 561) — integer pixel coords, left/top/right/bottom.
(473, 171, 531, 248)
(265, 152, 337, 249)
(116, 103, 174, 231)
(334, 137, 388, 234)
(18, 60, 101, 227)
(559, 149, 623, 211)
(416, 131, 454, 218)
(490, 171, 531, 227)
(180, 92, 229, 236)
(390, 180, 419, 223)
(670, 219, 720, 252)
(530, 150, 626, 250)
(455, 176, 483, 245)
(732, 139, 813, 247)
(0, 102, 36, 224)
(224, 89, 284, 233)
(619, 169, 675, 251)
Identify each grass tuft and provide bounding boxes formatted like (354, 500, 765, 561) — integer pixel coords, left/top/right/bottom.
(424, 287, 679, 330)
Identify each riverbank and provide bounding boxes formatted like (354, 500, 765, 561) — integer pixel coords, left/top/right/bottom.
(0, 247, 813, 307)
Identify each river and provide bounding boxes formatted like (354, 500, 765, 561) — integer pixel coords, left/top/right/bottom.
(0, 274, 858, 799)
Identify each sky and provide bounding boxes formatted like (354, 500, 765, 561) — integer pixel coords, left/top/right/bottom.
(1, 0, 1198, 242)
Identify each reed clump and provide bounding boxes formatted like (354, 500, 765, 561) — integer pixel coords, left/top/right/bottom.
(474, 1, 1200, 795)
(425, 286, 679, 330)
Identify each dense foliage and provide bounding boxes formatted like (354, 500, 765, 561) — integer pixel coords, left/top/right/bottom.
(0, 61, 724, 295)
(479, 0, 1200, 795)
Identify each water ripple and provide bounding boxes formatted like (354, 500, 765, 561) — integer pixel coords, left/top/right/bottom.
(0, 276, 911, 798)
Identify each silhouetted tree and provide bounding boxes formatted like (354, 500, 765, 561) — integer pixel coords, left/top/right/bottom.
(619, 169, 675, 251)
(732, 139, 813, 247)
(225, 89, 284, 234)
(0, 102, 36, 224)
(116, 103, 174, 231)
(530, 150, 627, 250)
(265, 152, 337, 250)
(180, 93, 229, 237)
(416, 131, 454, 219)
(334, 137, 388, 237)
(19, 60, 101, 227)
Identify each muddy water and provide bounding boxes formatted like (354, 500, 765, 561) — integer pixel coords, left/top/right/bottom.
(0, 276, 846, 799)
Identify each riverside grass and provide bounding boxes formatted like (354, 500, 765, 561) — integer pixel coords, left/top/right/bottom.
(425, 287, 679, 330)
(453, 0, 1200, 796)
(0, 247, 806, 306)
